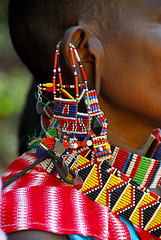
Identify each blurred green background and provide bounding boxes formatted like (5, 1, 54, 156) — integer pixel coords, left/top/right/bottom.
(0, 0, 31, 174)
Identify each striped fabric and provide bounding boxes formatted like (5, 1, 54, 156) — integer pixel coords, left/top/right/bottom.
(0, 153, 159, 240)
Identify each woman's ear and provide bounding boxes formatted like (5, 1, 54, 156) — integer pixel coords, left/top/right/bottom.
(87, 36, 103, 94)
(61, 25, 104, 94)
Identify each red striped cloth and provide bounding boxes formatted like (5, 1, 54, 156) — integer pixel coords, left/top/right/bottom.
(0, 153, 159, 240)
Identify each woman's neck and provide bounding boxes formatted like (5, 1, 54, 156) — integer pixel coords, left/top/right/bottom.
(98, 95, 156, 156)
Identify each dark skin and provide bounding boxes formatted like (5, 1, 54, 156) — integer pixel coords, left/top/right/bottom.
(8, 0, 161, 239)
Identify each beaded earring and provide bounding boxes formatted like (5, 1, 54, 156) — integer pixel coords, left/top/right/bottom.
(36, 42, 112, 188)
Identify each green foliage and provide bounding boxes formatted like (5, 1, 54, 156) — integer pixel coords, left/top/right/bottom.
(0, 0, 32, 173)
(0, 70, 31, 117)
(0, 69, 31, 174)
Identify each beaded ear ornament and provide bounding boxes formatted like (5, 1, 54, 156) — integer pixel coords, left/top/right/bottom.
(36, 42, 112, 189)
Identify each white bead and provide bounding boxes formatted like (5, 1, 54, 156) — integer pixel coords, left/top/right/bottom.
(87, 140, 92, 146)
(100, 147, 103, 152)
(73, 143, 78, 148)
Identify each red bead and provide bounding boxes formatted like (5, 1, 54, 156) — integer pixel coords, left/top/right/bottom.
(77, 142, 80, 148)
(93, 148, 97, 153)
(63, 141, 69, 148)
(81, 141, 86, 147)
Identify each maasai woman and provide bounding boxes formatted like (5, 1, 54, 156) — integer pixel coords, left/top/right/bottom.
(1, 0, 161, 239)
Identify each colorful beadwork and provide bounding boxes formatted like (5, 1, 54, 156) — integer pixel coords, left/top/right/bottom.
(34, 42, 161, 239)
(110, 145, 161, 188)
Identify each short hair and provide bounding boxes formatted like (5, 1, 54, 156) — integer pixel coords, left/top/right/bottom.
(9, 0, 120, 82)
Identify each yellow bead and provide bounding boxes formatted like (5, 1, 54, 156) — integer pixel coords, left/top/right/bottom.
(45, 83, 53, 87)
